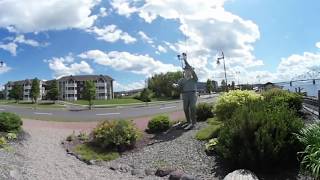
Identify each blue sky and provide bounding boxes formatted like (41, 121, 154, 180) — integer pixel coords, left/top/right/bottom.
(0, 0, 320, 91)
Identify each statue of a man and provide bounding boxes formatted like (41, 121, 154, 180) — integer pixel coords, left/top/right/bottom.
(174, 57, 198, 130)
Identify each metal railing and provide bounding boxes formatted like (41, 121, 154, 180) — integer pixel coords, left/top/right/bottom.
(303, 90, 320, 119)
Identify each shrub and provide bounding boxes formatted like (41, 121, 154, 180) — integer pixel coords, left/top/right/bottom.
(196, 103, 214, 121)
(93, 120, 139, 150)
(5, 132, 17, 141)
(0, 112, 22, 133)
(295, 123, 320, 178)
(214, 90, 262, 121)
(78, 132, 89, 141)
(148, 115, 171, 133)
(262, 88, 302, 113)
(216, 100, 303, 171)
(205, 138, 218, 153)
(0, 136, 7, 147)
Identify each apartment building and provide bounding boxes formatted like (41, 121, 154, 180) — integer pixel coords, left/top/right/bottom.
(5, 79, 45, 100)
(4, 75, 114, 101)
(58, 75, 114, 101)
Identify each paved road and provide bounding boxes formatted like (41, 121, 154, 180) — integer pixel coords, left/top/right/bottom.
(0, 95, 218, 121)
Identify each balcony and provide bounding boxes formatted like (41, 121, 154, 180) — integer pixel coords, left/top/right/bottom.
(96, 82, 106, 87)
(96, 89, 106, 93)
(64, 90, 77, 94)
(65, 83, 77, 88)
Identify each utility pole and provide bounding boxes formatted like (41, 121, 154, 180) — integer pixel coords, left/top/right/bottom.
(217, 51, 228, 91)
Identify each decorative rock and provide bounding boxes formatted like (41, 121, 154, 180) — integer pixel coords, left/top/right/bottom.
(168, 170, 184, 180)
(145, 168, 156, 176)
(181, 174, 195, 180)
(224, 169, 259, 180)
(155, 167, 175, 177)
(118, 164, 131, 173)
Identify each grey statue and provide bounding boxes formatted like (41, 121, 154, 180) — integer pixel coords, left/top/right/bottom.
(174, 55, 198, 130)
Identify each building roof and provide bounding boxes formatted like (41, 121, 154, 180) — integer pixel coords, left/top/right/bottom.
(58, 75, 113, 82)
(6, 79, 32, 86)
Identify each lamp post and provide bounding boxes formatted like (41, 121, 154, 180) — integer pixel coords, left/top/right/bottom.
(217, 51, 228, 91)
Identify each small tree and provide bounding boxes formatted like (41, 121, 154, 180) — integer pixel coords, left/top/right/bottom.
(139, 88, 151, 103)
(46, 80, 59, 102)
(206, 79, 213, 93)
(9, 84, 23, 103)
(83, 80, 96, 110)
(30, 78, 40, 104)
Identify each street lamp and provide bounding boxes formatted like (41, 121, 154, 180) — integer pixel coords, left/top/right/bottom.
(217, 51, 228, 91)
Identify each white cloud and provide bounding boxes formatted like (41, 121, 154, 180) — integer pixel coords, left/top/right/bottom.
(14, 35, 40, 47)
(79, 49, 180, 75)
(46, 54, 94, 78)
(0, 42, 18, 56)
(111, 0, 263, 82)
(138, 31, 154, 44)
(157, 45, 167, 53)
(99, 7, 108, 17)
(0, 0, 100, 33)
(276, 52, 320, 81)
(316, 42, 320, 49)
(0, 62, 11, 74)
(86, 25, 137, 44)
(114, 80, 145, 91)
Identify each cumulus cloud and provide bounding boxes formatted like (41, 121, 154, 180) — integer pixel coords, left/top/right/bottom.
(276, 52, 320, 81)
(79, 49, 180, 75)
(0, 0, 100, 33)
(114, 80, 145, 91)
(0, 42, 18, 56)
(86, 25, 136, 44)
(0, 61, 11, 74)
(46, 54, 94, 78)
(138, 31, 154, 44)
(111, 0, 263, 82)
(0, 35, 44, 56)
(316, 42, 320, 49)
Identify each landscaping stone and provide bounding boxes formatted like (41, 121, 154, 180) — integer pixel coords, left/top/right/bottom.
(145, 168, 156, 176)
(181, 174, 196, 180)
(155, 167, 176, 177)
(224, 169, 259, 180)
(168, 170, 184, 180)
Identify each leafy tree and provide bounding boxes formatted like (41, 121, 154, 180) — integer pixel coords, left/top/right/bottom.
(9, 84, 23, 103)
(221, 80, 227, 91)
(46, 80, 59, 102)
(139, 88, 151, 102)
(206, 79, 213, 93)
(148, 71, 183, 99)
(30, 78, 40, 104)
(82, 80, 96, 110)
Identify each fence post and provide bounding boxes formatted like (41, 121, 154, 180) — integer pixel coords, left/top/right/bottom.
(318, 90, 320, 119)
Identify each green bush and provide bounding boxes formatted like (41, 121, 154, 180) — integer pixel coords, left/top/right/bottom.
(148, 115, 171, 133)
(205, 138, 218, 153)
(78, 132, 89, 141)
(0, 136, 7, 148)
(93, 120, 139, 149)
(0, 112, 22, 133)
(196, 103, 214, 121)
(216, 100, 303, 171)
(214, 90, 262, 121)
(5, 132, 17, 141)
(295, 123, 320, 178)
(262, 88, 302, 113)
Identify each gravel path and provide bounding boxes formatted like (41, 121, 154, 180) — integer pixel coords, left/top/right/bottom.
(0, 120, 147, 180)
(111, 122, 220, 180)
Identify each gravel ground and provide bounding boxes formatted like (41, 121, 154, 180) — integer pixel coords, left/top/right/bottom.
(111, 122, 221, 180)
(0, 120, 157, 180)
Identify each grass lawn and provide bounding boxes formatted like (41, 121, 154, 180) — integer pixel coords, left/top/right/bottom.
(74, 144, 119, 161)
(72, 98, 143, 105)
(196, 118, 223, 141)
(3, 101, 65, 109)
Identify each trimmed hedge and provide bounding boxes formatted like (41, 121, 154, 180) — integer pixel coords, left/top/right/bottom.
(0, 112, 22, 133)
(148, 115, 171, 133)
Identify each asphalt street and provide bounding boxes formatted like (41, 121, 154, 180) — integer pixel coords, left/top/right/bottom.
(0, 95, 218, 121)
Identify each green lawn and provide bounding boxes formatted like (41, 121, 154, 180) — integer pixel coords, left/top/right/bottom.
(72, 98, 143, 105)
(195, 118, 223, 141)
(1, 101, 65, 109)
(74, 144, 119, 161)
